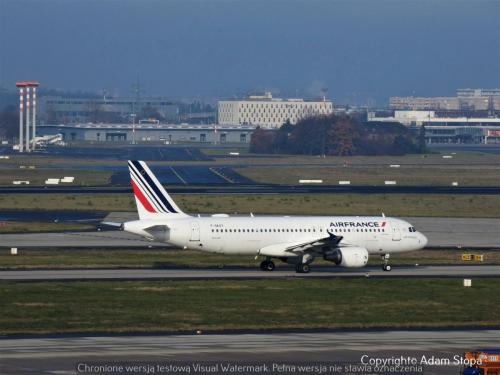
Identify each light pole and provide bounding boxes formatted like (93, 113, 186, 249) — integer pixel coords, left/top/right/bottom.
(130, 113, 137, 145)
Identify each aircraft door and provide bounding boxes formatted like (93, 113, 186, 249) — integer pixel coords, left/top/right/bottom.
(391, 222, 401, 241)
(190, 221, 200, 241)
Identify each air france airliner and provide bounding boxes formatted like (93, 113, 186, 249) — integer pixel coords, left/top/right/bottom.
(123, 160, 427, 273)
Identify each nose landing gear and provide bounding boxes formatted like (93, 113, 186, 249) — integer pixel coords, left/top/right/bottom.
(260, 257, 275, 271)
(381, 254, 392, 271)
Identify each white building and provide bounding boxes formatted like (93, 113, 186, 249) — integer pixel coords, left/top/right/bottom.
(218, 92, 333, 128)
(367, 110, 500, 144)
(390, 88, 500, 111)
(368, 110, 500, 127)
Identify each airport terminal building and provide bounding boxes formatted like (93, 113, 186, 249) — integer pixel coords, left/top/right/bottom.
(36, 123, 255, 144)
(218, 92, 333, 128)
(390, 88, 500, 111)
(39, 96, 180, 124)
(368, 110, 500, 144)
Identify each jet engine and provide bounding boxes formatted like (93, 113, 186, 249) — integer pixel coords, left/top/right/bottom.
(323, 247, 369, 268)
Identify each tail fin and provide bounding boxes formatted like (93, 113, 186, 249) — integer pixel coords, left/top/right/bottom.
(128, 160, 188, 220)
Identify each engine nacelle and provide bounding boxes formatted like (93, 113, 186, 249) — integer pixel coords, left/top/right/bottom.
(323, 247, 369, 268)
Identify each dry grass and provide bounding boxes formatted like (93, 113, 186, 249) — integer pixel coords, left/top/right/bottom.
(0, 221, 94, 234)
(1, 249, 498, 270)
(1, 278, 499, 334)
(1, 193, 500, 217)
(236, 165, 500, 186)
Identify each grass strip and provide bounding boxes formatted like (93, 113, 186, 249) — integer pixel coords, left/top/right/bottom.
(1, 194, 500, 217)
(1, 278, 499, 334)
(0, 249, 499, 270)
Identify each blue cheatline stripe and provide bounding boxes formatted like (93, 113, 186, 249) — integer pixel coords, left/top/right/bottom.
(132, 161, 178, 214)
(128, 161, 169, 213)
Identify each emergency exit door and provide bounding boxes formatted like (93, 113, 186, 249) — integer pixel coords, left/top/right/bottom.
(190, 222, 200, 241)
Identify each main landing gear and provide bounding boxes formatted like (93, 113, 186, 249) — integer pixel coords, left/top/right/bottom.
(260, 258, 275, 271)
(259, 257, 312, 273)
(381, 254, 392, 271)
(295, 263, 311, 274)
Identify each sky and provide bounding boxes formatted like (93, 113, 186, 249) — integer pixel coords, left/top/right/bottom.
(0, 0, 499, 105)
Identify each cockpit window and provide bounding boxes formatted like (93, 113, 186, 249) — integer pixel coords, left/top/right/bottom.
(408, 227, 416, 232)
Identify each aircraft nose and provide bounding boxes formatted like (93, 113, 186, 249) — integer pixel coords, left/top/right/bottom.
(419, 232, 428, 248)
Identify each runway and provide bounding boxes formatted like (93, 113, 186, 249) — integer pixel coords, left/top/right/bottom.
(1, 265, 499, 281)
(0, 330, 498, 374)
(2, 184, 500, 194)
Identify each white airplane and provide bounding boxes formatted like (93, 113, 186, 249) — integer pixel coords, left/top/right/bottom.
(123, 160, 427, 273)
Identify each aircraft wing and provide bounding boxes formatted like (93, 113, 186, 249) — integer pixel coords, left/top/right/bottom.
(259, 231, 345, 257)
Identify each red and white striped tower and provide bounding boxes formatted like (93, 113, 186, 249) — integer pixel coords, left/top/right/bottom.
(16, 82, 26, 152)
(25, 86, 31, 152)
(30, 82, 39, 151)
(15, 81, 39, 153)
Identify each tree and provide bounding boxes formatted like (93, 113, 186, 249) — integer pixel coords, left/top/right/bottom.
(328, 116, 358, 156)
(249, 127, 275, 153)
(250, 113, 424, 156)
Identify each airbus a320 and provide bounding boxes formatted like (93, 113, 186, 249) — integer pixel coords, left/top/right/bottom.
(123, 160, 427, 273)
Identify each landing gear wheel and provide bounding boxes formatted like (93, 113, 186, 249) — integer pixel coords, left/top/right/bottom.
(381, 254, 391, 271)
(266, 261, 275, 271)
(260, 260, 275, 271)
(295, 263, 311, 273)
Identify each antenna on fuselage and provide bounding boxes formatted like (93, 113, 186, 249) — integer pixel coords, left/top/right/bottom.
(381, 212, 386, 217)
(250, 213, 254, 217)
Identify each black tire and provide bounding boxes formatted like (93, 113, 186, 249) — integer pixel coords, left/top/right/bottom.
(385, 265, 392, 272)
(295, 263, 311, 273)
(266, 261, 275, 271)
(260, 261, 268, 271)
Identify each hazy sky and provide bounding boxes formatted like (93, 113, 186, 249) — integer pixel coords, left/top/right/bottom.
(0, 0, 499, 105)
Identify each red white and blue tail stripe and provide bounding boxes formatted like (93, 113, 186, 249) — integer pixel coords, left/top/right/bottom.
(128, 160, 187, 219)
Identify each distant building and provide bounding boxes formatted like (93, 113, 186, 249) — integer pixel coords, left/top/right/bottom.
(390, 88, 500, 111)
(36, 123, 255, 144)
(367, 110, 500, 144)
(40, 96, 179, 124)
(218, 92, 333, 128)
